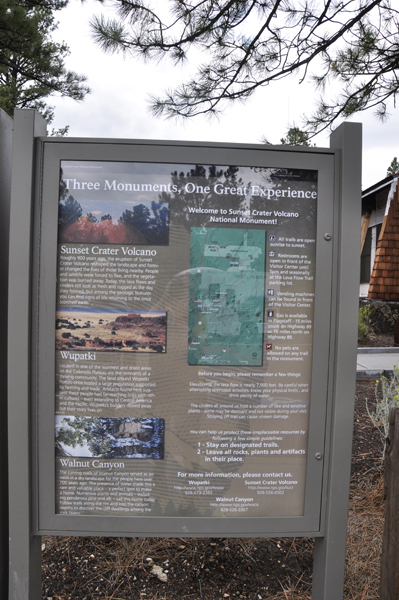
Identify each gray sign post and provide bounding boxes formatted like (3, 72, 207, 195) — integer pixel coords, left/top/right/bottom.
(8, 109, 361, 599)
(312, 124, 362, 596)
(0, 108, 13, 600)
(8, 110, 47, 600)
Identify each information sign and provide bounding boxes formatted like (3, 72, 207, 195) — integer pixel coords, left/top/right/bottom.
(25, 136, 345, 539)
(8, 114, 362, 600)
(53, 160, 318, 521)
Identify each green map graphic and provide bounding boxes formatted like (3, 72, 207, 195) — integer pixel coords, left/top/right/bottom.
(188, 227, 266, 366)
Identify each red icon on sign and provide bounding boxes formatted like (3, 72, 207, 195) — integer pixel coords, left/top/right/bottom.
(266, 343, 272, 350)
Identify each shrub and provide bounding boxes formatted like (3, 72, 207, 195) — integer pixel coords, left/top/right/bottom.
(367, 364, 399, 460)
(358, 305, 370, 342)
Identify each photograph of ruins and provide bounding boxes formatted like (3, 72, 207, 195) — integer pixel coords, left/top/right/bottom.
(56, 308, 167, 353)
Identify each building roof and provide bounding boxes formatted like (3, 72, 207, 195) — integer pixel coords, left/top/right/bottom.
(362, 173, 398, 214)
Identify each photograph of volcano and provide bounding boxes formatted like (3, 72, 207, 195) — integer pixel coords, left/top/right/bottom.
(56, 308, 167, 353)
(58, 198, 169, 245)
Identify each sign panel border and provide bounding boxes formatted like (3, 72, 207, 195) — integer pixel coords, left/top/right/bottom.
(33, 139, 335, 537)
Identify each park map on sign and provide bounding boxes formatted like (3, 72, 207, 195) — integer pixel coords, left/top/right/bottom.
(188, 227, 266, 366)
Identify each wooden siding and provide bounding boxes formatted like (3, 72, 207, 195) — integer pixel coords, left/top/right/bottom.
(368, 184, 399, 300)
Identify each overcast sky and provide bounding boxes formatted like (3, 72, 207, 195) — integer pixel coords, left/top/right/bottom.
(50, 0, 399, 190)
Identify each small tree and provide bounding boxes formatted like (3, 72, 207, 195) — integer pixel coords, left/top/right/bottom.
(387, 157, 399, 177)
(280, 128, 313, 147)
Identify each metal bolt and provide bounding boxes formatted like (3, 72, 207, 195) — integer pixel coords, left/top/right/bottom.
(315, 453, 322, 460)
(324, 233, 332, 241)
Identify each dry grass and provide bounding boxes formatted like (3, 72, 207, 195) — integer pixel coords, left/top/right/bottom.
(241, 473, 385, 600)
(267, 473, 385, 600)
(273, 593, 311, 600)
(344, 474, 385, 600)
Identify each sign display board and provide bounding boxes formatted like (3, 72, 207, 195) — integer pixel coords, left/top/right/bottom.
(34, 141, 336, 537)
(54, 160, 317, 519)
(8, 115, 362, 599)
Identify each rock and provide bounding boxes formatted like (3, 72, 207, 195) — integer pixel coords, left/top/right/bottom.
(151, 565, 168, 582)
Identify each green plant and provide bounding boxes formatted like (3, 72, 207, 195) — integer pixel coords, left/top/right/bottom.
(358, 305, 370, 342)
(367, 365, 399, 460)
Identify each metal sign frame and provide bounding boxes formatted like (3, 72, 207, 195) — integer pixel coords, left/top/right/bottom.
(8, 110, 361, 600)
(0, 108, 13, 600)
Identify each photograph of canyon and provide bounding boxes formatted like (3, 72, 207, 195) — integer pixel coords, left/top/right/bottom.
(56, 308, 167, 353)
(55, 416, 165, 459)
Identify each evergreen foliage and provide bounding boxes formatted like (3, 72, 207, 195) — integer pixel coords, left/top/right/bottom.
(86, 212, 98, 223)
(387, 157, 399, 177)
(158, 165, 246, 230)
(280, 128, 313, 147)
(0, 0, 89, 122)
(58, 196, 82, 228)
(120, 201, 169, 244)
(90, 0, 399, 133)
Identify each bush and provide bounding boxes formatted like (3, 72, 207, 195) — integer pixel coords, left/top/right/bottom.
(358, 305, 370, 342)
(367, 364, 399, 460)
